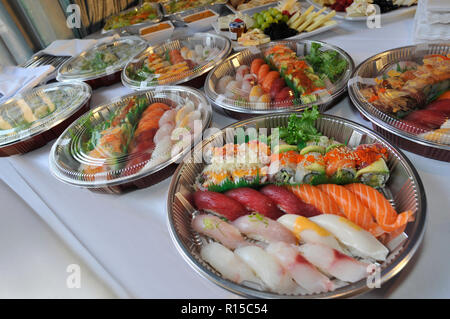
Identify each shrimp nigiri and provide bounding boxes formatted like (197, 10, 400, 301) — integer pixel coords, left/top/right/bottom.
(266, 242, 334, 293)
(200, 242, 262, 286)
(288, 185, 344, 216)
(345, 183, 414, 233)
(298, 243, 371, 283)
(277, 214, 346, 254)
(316, 184, 384, 237)
(235, 245, 298, 294)
(232, 214, 297, 245)
(191, 214, 248, 250)
(310, 214, 389, 261)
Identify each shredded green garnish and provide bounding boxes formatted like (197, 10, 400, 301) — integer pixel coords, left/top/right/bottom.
(248, 213, 269, 227)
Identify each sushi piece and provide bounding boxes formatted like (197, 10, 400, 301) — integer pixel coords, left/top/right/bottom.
(191, 214, 248, 250)
(257, 64, 271, 84)
(295, 152, 328, 185)
(345, 183, 414, 233)
(298, 243, 371, 283)
(232, 214, 297, 245)
(404, 109, 447, 130)
(225, 187, 284, 219)
(250, 58, 265, 75)
(419, 128, 450, 144)
(323, 145, 357, 184)
(267, 150, 300, 184)
(266, 242, 334, 293)
(234, 245, 298, 294)
(310, 214, 389, 261)
(259, 184, 322, 217)
(193, 190, 247, 221)
(277, 214, 346, 254)
(236, 65, 250, 82)
(216, 75, 233, 95)
(200, 242, 262, 286)
(316, 184, 384, 237)
(288, 184, 344, 216)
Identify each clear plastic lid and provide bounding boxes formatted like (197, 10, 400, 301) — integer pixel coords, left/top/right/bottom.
(121, 32, 231, 90)
(204, 40, 354, 114)
(57, 36, 148, 82)
(0, 81, 91, 147)
(103, 2, 163, 32)
(49, 86, 212, 188)
(161, 0, 226, 15)
(348, 43, 450, 149)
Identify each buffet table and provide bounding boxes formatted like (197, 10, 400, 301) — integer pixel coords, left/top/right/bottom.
(1, 9, 449, 299)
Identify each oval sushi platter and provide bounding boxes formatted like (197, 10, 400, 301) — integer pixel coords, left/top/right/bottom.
(348, 43, 450, 162)
(49, 86, 212, 194)
(0, 81, 92, 157)
(167, 111, 426, 298)
(205, 40, 354, 120)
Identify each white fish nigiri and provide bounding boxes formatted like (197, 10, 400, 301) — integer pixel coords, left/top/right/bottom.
(216, 75, 233, 94)
(158, 109, 177, 127)
(298, 243, 370, 283)
(236, 65, 250, 82)
(235, 245, 298, 294)
(232, 214, 297, 245)
(266, 242, 334, 293)
(154, 123, 174, 144)
(175, 101, 195, 124)
(191, 214, 247, 250)
(201, 242, 262, 286)
(310, 215, 389, 261)
(277, 214, 346, 254)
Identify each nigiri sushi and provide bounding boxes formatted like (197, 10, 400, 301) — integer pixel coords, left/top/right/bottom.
(260, 185, 322, 217)
(298, 243, 371, 283)
(236, 65, 250, 82)
(200, 242, 262, 286)
(232, 214, 297, 245)
(277, 214, 346, 254)
(193, 191, 247, 221)
(288, 185, 344, 216)
(191, 214, 248, 250)
(216, 75, 233, 95)
(344, 183, 414, 233)
(225, 187, 284, 219)
(310, 214, 389, 261)
(316, 184, 384, 237)
(266, 242, 334, 293)
(235, 245, 298, 294)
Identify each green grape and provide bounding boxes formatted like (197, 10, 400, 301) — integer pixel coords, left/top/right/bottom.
(270, 8, 278, 16)
(261, 22, 269, 30)
(266, 16, 274, 24)
(275, 13, 283, 21)
(253, 12, 260, 20)
(282, 15, 289, 23)
(257, 16, 264, 25)
(264, 12, 271, 20)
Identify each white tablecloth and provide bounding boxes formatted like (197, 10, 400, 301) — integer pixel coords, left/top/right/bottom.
(1, 11, 450, 298)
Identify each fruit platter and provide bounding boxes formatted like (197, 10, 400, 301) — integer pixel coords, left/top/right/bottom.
(306, 0, 417, 21)
(49, 86, 212, 193)
(122, 33, 231, 90)
(167, 110, 426, 298)
(205, 39, 354, 119)
(348, 43, 450, 161)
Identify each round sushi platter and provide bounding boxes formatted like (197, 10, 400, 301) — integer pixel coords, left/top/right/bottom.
(121, 32, 232, 91)
(167, 111, 426, 298)
(348, 43, 450, 162)
(0, 81, 92, 157)
(49, 86, 212, 194)
(57, 36, 148, 89)
(204, 40, 354, 120)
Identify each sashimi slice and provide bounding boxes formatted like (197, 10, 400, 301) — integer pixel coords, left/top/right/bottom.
(288, 185, 344, 216)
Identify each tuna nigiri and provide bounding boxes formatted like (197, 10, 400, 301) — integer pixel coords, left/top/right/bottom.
(266, 242, 334, 293)
(344, 183, 414, 233)
(298, 243, 371, 283)
(310, 214, 389, 261)
(191, 214, 248, 250)
(288, 184, 344, 216)
(193, 191, 247, 221)
(232, 214, 297, 245)
(316, 184, 384, 237)
(235, 245, 298, 294)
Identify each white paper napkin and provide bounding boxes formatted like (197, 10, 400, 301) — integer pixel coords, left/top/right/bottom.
(427, 0, 450, 12)
(0, 65, 55, 103)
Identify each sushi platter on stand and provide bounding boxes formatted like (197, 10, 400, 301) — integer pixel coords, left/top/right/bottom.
(0, 0, 449, 300)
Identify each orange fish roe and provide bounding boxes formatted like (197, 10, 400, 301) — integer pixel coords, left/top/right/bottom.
(324, 146, 356, 177)
(353, 144, 388, 169)
(271, 150, 303, 165)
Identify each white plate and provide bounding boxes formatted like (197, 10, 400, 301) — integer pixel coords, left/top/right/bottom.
(305, 0, 417, 21)
(225, 1, 279, 15)
(212, 20, 341, 51)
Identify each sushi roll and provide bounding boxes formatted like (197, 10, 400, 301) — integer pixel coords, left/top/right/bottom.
(295, 152, 327, 185)
(323, 145, 357, 185)
(267, 150, 300, 184)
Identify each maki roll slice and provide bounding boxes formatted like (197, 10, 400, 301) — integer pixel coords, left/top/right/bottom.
(324, 144, 357, 185)
(268, 149, 301, 184)
(294, 150, 328, 185)
(354, 144, 390, 188)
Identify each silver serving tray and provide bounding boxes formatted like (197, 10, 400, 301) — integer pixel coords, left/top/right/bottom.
(49, 86, 212, 193)
(167, 112, 426, 298)
(122, 32, 232, 90)
(204, 40, 354, 119)
(160, 0, 228, 18)
(348, 43, 450, 162)
(101, 2, 163, 35)
(57, 36, 148, 83)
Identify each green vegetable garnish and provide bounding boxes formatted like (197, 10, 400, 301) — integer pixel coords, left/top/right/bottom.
(248, 213, 269, 227)
(278, 106, 321, 147)
(305, 43, 348, 83)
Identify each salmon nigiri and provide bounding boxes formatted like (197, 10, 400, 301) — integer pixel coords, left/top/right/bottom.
(287, 184, 344, 216)
(316, 184, 384, 237)
(345, 183, 414, 233)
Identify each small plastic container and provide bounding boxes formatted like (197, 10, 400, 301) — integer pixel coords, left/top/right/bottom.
(348, 43, 450, 162)
(182, 9, 219, 32)
(0, 81, 91, 156)
(204, 39, 354, 120)
(57, 36, 148, 89)
(122, 32, 231, 90)
(139, 21, 175, 44)
(49, 86, 212, 194)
